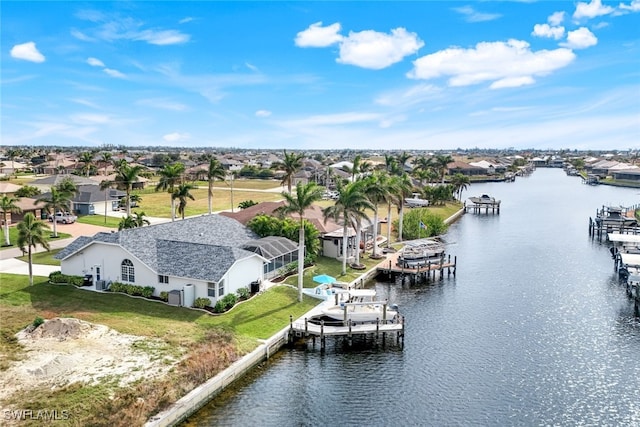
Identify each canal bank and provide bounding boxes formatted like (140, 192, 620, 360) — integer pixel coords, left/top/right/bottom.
(188, 168, 640, 427)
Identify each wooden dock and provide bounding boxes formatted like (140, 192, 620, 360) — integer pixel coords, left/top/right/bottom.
(588, 205, 640, 240)
(464, 199, 501, 214)
(288, 315, 405, 350)
(376, 251, 456, 284)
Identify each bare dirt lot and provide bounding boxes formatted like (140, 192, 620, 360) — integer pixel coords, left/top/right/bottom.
(0, 317, 180, 403)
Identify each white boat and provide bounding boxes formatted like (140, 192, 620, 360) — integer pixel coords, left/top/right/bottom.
(468, 194, 498, 204)
(321, 289, 398, 323)
(397, 239, 445, 268)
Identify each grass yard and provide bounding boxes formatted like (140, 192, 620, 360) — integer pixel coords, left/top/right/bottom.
(16, 248, 62, 265)
(0, 273, 318, 425)
(284, 255, 384, 288)
(77, 214, 120, 228)
(0, 226, 71, 251)
(131, 187, 283, 218)
(195, 179, 284, 190)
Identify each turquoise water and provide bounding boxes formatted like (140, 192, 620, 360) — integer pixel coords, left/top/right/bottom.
(186, 168, 640, 426)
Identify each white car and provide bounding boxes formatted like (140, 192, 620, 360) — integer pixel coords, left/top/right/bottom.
(48, 211, 78, 224)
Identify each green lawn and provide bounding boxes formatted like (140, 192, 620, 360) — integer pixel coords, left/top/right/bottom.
(77, 214, 120, 228)
(129, 187, 283, 218)
(0, 226, 71, 251)
(15, 248, 62, 265)
(284, 255, 383, 288)
(195, 179, 284, 190)
(0, 273, 318, 425)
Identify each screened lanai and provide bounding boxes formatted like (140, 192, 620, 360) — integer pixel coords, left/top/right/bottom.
(242, 236, 299, 279)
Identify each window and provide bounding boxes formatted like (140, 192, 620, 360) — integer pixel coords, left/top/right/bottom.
(121, 259, 135, 282)
(207, 282, 215, 297)
(158, 275, 169, 284)
(218, 279, 225, 297)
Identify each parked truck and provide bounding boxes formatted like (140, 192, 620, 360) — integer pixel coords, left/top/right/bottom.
(48, 211, 78, 224)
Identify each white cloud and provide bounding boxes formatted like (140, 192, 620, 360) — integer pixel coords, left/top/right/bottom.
(548, 11, 566, 26)
(179, 17, 194, 24)
(532, 24, 565, 39)
(573, 0, 615, 20)
(87, 57, 105, 67)
(408, 39, 576, 89)
(71, 29, 95, 42)
(255, 110, 272, 118)
(245, 62, 259, 72)
(618, 0, 640, 12)
(103, 68, 126, 78)
(295, 22, 343, 47)
(136, 98, 188, 111)
(10, 42, 45, 63)
(134, 29, 190, 45)
(337, 28, 424, 70)
(70, 113, 111, 124)
(453, 6, 502, 23)
(561, 27, 598, 49)
(163, 132, 190, 142)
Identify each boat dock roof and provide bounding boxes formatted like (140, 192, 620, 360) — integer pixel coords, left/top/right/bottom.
(619, 253, 640, 266)
(608, 233, 640, 243)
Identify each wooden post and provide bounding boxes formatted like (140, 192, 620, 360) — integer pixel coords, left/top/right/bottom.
(348, 319, 353, 347)
(320, 320, 325, 350)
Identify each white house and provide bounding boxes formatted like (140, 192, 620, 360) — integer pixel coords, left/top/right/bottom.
(54, 215, 297, 308)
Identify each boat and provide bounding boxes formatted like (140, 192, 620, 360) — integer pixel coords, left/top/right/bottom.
(596, 206, 638, 228)
(321, 289, 398, 323)
(468, 194, 497, 204)
(397, 238, 445, 268)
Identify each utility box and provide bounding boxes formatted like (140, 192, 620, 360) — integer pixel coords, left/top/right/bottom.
(168, 290, 182, 306)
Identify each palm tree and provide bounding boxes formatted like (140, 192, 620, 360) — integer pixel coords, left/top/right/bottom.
(280, 150, 303, 194)
(363, 173, 391, 259)
(114, 163, 144, 216)
(133, 211, 151, 227)
(17, 213, 50, 286)
(172, 183, 196, 220)
(100, 152, 113, 176)
(118, 215, 137, 230)
(450, 173, 471, 201)
(434, 154, 454, 183)
(323, 181, 374, 275)
(78, 152, 94, 177)
(395, 173, 415, 242)
(345, 155, 362, 183)
(396, 152, 412, 174)
(156, 163, 185, 221)
(36, 187, 72, 238)
(275, 182, 324, 302)
(206, 158, 226, 215)
(1, 195, 22, 246)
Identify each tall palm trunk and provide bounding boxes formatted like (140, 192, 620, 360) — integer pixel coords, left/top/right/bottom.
(341, 222, 349, 275)
(28, 246, 33, 286)
(371, 205, 380, 257)
(208, 181, 213, 215)
(170, 197, 175, 221)
(3, 212, 9, 246)
(354, 218, 362, 266)
(398, 205, 405, 242)
(52, 217, 58, 238)
(297, 218, 305, 302)
(386, 203, 392, 248)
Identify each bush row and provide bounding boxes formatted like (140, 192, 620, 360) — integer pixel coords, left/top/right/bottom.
(108, 282, 154, 298)
(48, 271, 84, 287)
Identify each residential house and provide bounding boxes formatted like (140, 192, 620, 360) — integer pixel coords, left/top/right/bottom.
(54, 215, 298, 307)
(447, 161, 486, 176)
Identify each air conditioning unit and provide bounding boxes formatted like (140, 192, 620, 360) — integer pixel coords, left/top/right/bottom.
(96, 280, 107, 290)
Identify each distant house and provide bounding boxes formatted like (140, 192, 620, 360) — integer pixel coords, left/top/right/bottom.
(447, 161, 486, 176)
(30, 174, 97, 192)
(612, 169, 640, 182)
(54, 215, 299, 307)
(72, 185, 126, 215)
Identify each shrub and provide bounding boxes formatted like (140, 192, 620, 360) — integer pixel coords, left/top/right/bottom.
(142, 286, 154, 298)
(48, 272, 84, 286)
(108, 282, 126, 293)
(32, 316, 44, 329)
(213, 299, 226, 313)
(49, 271, 64, 283)
(236, 287, 249, 300)
(193, 297, 211, 309)
(215, 294, 238, 313)
(159, 291, 169, 302)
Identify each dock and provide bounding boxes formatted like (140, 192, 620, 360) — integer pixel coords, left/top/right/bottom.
(376, 250, 456, 284)
(464, 195, 501, 214)
(607, 233, 640, 316)
(288, 314, 405, 350)
(589, 205, 640, 240)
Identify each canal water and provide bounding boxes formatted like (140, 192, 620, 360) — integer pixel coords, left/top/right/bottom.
(186, 168, 640, 426)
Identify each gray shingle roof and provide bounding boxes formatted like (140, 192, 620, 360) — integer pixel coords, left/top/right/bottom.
(56, 215, 260, 281)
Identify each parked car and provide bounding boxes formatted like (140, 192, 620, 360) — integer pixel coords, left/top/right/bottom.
(48, 211, 78, 224)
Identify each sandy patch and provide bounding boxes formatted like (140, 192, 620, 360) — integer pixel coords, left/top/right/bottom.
(0, 318, 180, 402)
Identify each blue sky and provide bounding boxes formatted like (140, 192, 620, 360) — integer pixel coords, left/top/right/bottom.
(2, 1, 639, 151)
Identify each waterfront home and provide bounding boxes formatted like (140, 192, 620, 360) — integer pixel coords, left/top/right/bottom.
(54, 215, 298, 307)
